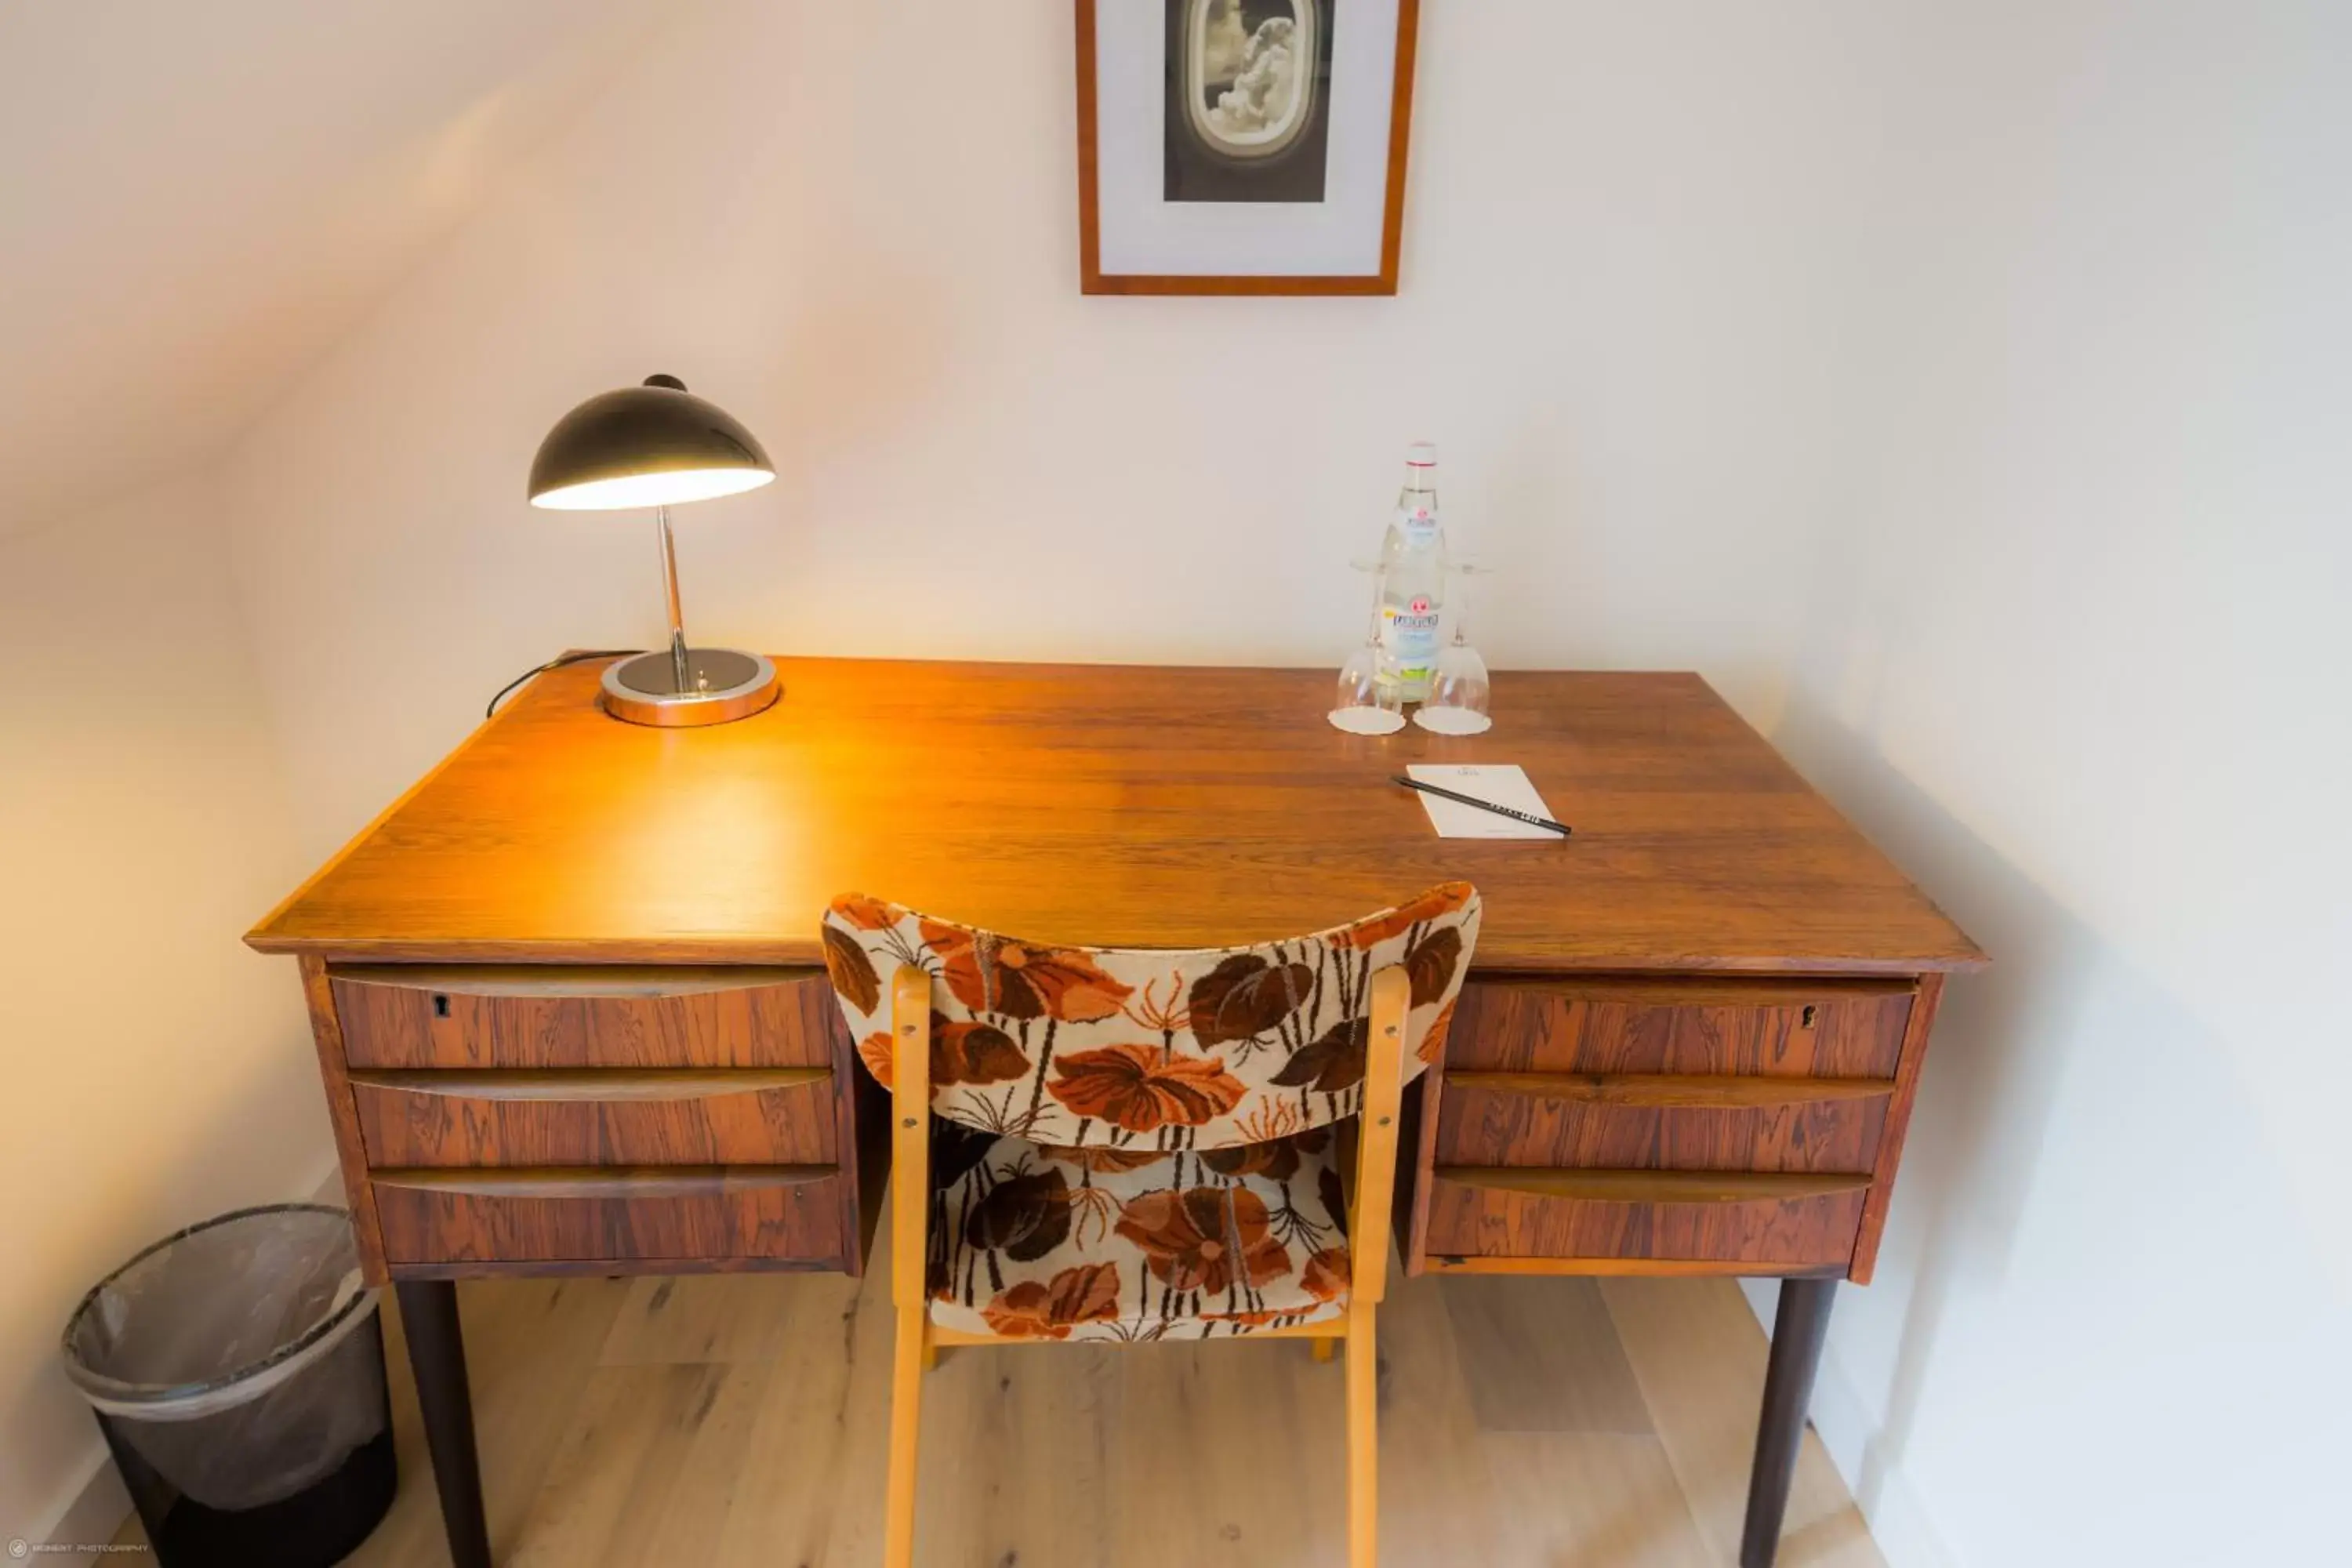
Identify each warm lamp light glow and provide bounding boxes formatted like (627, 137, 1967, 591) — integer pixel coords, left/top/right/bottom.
(528, 466, 775, 511)
(525, 373, 782, 726)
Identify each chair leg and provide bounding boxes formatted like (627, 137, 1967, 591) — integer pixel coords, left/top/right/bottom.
(1345, 1302, 1378, 1568)
(922, 1341, 939, 1372)
(884, 1305, 927, 1568)
(1313, 1335, 1337, 1363)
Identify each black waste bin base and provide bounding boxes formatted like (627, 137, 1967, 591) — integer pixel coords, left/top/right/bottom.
(104, 1420, 397, 1568)
(98, 1310, 398, 1568)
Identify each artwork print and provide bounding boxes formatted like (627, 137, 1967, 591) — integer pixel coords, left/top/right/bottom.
(1164, 0, 1337, 203)
(1078, 0, 1417, 294)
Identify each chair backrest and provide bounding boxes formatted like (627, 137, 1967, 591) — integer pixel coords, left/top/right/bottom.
(822, 883, 1481, 1149)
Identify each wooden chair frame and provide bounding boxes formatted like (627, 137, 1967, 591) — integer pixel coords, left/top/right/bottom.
(881, 963, 1413, 1568)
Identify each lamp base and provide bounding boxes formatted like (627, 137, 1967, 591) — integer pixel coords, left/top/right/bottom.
(598, 648, 779, 727)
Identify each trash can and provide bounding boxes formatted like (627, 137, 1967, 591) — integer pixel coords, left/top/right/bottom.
(60, 1204, 397, 1568)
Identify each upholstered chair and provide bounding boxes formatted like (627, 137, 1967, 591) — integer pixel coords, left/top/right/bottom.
(821, 882, 1480, 1568)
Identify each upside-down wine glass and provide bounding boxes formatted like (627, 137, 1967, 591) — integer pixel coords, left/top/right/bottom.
(1414, 562, 1492, 735)
(1330, 584, 1406, 735)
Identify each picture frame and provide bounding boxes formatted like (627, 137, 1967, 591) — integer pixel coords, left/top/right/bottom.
(1076, 0, 1422, 296)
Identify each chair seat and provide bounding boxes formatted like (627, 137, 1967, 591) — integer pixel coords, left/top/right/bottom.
(925, 1125, 1353, 1342)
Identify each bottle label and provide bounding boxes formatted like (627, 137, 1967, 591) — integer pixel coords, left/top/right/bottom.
(1398, 504, 1438, 544)
(1381, 593, 1443, 679)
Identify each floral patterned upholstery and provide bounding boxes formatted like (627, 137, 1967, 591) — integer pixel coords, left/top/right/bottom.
(821, 884, 1481, 1341)
(920, 1125, 1352, 1340)
(822, 884, 1481, 1147)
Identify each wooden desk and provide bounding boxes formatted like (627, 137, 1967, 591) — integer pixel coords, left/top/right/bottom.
(249, 657, 1981, 1568)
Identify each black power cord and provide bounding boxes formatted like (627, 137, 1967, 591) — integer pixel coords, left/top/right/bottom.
(485, 650, 643, 719)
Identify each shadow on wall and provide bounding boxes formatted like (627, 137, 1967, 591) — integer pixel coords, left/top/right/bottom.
(1770, 685, 2352, 1562)
(1770, 692, 2074, 1511)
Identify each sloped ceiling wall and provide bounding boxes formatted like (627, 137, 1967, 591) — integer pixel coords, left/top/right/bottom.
(0, 0, 683, 540)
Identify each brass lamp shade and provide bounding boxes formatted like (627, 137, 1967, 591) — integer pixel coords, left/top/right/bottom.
(528, 374, 780, 726)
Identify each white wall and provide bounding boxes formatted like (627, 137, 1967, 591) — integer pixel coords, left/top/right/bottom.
(222, 0, 1883, 859)
(0, 476, 325, 1543)
(0, 0, 677, 541)
(214, 3, 2350, 1565)
(1744, 3, 2352, 1564)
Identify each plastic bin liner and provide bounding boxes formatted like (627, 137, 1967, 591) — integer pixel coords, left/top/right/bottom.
(62, 1205, 385, 1511)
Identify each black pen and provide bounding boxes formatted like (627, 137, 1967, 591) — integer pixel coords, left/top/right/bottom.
(1392, 775, 1572, 837)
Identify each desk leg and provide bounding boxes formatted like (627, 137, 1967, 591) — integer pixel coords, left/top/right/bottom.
(394, 1280, 495, 1568)
(1739, 1276, 1837, 1568)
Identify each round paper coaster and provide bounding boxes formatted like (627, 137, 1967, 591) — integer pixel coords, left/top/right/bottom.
(1328, 706, 1407, 735)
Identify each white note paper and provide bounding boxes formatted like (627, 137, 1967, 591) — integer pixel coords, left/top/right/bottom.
(1406, 764, 1562, 839)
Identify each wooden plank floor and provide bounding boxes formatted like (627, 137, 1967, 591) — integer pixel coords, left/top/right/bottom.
(114, 1219, 1883, 1566)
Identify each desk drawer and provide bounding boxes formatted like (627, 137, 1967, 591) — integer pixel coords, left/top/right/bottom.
(1446, 978, 1912, 1078)
(1422, 1168, 1867, 1269)
(350, 1069, 837, 1168)
(372, 1167, 848, 1266)
(332, 966, 837, 1070)
(1434, 1073, 1889, 1174)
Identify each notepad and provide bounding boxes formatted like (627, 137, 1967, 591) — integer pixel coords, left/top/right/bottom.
(1406, 764, 1562, 839)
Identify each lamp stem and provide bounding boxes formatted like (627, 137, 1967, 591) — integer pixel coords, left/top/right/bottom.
(655, 505, 690, 690)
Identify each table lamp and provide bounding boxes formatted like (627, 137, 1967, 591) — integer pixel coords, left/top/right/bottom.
(528, 374, 782, 726)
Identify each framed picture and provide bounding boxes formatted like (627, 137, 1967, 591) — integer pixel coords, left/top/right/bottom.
(1076, 0, 1422, 295)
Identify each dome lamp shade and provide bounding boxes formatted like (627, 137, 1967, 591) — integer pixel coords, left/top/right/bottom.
(528, 373, 775, 510)
(526, 374, 781, 726)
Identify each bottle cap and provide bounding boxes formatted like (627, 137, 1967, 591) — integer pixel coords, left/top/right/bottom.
(1406, 441, 1437, 468)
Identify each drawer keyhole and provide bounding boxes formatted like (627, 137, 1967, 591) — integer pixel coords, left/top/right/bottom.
(1800, 1004, 1817, 1029)
(433, 994, 451, 1019)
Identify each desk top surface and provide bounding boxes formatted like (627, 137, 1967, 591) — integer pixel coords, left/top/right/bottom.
(248, 658, 1983, 975)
